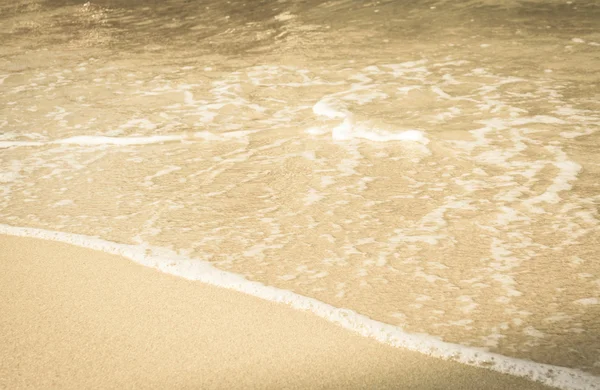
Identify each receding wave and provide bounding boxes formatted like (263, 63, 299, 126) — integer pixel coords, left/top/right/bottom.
(1, 224, 598, 390)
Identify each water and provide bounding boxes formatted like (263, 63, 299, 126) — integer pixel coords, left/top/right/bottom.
(1, 0, 599, 387)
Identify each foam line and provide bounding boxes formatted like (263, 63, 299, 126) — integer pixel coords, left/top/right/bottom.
(312, 98, 347, 119)
(0, 136, 182, 148)
(312, 99, 428, 144)
(0, 223, 598, 390)
(0, 141, 44, 148)
(53, 135, 184, 146)
(332, 118, 427, 143)
(0, 132, 251, 149)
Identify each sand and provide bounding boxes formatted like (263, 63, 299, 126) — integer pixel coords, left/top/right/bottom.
(0, 234, 555, 390)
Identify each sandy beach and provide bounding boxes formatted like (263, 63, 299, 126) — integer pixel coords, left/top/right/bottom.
(2, 0, 600, 389)
(0, 234, 555, 390)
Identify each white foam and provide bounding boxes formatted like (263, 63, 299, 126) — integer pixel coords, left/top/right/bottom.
(53, 199, 74, 207)
(574, 298, 599, 306)
(431, 86, 453, 99)
(0, 141, 44, 148)
(397, 85, 421, 94)
(274, 11, 295, 21)
(0, 135, 182, 148)
(333, 118, 428, 143)
(117, 118, 158, 131)
(312, 100, 428, 144)
(143, 165, 181, 187)
(312, 99, 347, 119)
(0, 131, 250, 149)
(304, 188, 323, 206)
(54, 135, 183, 146)
(523, 147, 581, 212)
(305, 126, 328, 135)
(1, 224, 598, 390)
(510, 115, 566, 126)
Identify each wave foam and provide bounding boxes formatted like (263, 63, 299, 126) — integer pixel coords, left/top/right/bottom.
(312, 99, 429, 144)
(332, 116, 428, 143)
(0, 131, 252, 149)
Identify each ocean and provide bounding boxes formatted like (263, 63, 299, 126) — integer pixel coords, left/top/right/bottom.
(1, 0, 599, 388)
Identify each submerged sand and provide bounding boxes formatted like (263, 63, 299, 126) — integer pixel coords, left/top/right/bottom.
(0, 234, 556, 390)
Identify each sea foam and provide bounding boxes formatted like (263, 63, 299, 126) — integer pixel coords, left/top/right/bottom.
(312, 98, 428, 144)
(0, 131, 251, 149)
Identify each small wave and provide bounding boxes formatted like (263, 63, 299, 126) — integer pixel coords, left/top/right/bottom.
(0, 223, 597, 390)
(312, 98, 429, 144)
(0, 131, 252, 149)
(55, 135, 184, 146)
(331, 116, 428, 143)
(0, 135, 181, 148)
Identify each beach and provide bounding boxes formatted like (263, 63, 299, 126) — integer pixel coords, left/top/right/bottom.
(1, 0, 599, 388)
(0, 234, 557, 390)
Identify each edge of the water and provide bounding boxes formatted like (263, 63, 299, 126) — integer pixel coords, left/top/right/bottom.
(1, 223, 598, 390)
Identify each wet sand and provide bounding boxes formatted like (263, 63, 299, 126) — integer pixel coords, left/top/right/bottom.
(0, 234, 556, 390)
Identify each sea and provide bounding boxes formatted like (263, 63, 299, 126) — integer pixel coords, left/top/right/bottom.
(1, 0, 599, 388)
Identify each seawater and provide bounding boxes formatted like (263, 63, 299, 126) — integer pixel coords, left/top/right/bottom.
(1, 0, 599, 388)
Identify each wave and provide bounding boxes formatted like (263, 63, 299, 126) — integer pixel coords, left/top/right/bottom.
(310, 98, 429, 144)
(0, 131, 253, 149)
(1, 223, 598, 390)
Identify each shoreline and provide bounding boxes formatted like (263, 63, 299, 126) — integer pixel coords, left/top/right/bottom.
(0, 233, 562, 389)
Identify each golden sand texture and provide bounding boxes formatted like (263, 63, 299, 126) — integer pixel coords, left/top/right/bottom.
(0, 235, 554, 390)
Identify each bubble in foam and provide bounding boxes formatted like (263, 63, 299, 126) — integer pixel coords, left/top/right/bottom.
(332, 115, 428, 144)
(312, 99, 428, 144)
(313, 99, 347, 119)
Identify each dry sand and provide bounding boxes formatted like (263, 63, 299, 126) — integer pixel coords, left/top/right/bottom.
(0, 234, 555, 390)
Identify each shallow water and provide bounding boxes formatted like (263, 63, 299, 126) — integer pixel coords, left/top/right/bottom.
(1, 0, 599, 382)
